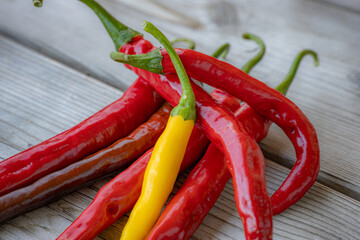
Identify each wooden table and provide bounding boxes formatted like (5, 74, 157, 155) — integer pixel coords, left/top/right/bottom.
(0, 0, 359, 239)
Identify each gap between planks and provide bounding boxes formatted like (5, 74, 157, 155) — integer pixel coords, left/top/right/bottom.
(0, 32, 360, 239)
(0, 6, 360, 202)
(0, 29, 130, 92)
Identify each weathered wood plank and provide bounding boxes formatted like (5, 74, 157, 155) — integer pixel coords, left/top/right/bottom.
(0, 34, 125, 238)
(0, 0, 360, 239)
(2, 159, 358, 240)
(0, 1, 359, 201)
(0, 35, 123, 152)
(0, 31, 360, 239)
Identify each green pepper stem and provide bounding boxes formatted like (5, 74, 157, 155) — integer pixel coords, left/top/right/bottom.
(276, 50, 319, 95)
(79, 0, 141, 51)
(211, 43, 230, 59)
(110, 50, 164, 74)
(241, 33, 266, 74)
(33, 0, 43, 7)
(171, 38, 196, 50)
(143, 21, 196, 121)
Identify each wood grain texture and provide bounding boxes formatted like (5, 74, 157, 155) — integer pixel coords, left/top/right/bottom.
(0, 34, 123, 155)
(0, 0, 359, 239)
(0, 0, 359, 200)
(0, 30, 359, 240)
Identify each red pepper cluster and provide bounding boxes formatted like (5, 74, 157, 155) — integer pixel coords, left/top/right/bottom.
(0, 1, 320, 239)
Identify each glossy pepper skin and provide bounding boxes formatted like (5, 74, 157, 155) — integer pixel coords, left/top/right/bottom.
(122, 66, 272, 239)
(113, 47, 320, 216)
(71, 2, 271, 237)
(0, 0, 163, 197)
(120, 21, 197, 240)
(112, 39, 272, 239)
(162, 49, 321, 215)
(0, 78, 163, 197)
(146, 91, 248, 240)
(56, 39, 251, 240)
(109, 24, 273, 240)
(56, 124, 209, 240)
(53, 5, 207, 238)
(0, 103, 171, 223)
(211, 33, 266, 112)
(146, 144, 231, 240)
(121, 116, 195, 240)
(146, 50, 319, 240)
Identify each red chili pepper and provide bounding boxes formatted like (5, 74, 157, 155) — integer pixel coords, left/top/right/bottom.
(211, 33, 265, 111)
(146, 50, 319, 240)
(57, 34, 265, 240)
(56, 123, 209, 240)
(116, 62, 273, 239)
(0, 103, 171, 224)
(111, 46, 320, 216)
(0, 78, 163, 196)
(107, 21, 273, 239)
(0, 0, 163, 197)
(161, 48, 321, 215)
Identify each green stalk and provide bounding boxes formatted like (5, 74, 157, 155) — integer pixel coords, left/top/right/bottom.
(171, 38, 196, 50)
(211, 43, 230, 59)
(143, 21, 196, 121)
(241, 33, 266, 74)
(79, 0, 141, 51)
(110, 50, 163, 74)
(276, 50, 319, 95)
(33, 0, 43, 7)
(211, 33, 265, 74)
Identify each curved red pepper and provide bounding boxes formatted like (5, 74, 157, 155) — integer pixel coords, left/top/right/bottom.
(210, 88, 241, 112)
(56, 77, 267, 239)
(0, 4, 162, 196)
(56, 49, 264, 238)
(211, 33, 266, 112)
(146, 87, 269, 240)
(0, 77, 163, 197)
(158, 48, 320, 215)
(0, 0, 164, 197)
(0, 103, 171, 223)
(146, 144, 230, 240)
(128, 68, 272, 239)
(58, 38, 270, 239)
(146, 50, 318, 240)
(56, 124, 209, 240)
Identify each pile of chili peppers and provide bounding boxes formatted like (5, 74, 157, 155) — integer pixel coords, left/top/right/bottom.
(0, 0, 320, 239)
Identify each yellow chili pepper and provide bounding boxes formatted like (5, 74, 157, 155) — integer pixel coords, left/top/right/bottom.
(120, 21, 196, 240)
(120, 115, 194, 240)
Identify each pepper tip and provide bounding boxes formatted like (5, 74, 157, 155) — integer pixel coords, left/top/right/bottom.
(242, 33, 250, 39)
(33, 0, 43, 7)
(142, 21, 150, 29)
(110, 52, 129, 64)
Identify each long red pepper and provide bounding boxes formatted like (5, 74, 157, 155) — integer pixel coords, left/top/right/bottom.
(160, 48, 321, 215)
(146, 50, 319, 240)
(211, 33, 265, 112)
(57, 35, 265, 239)
(112, 46, 320, 216)
(117, 25, 272, 238)
(56, 124, 209, 240)
(0, 0, 164, 197)
(0, 103, 171, 223)
(0, 78, 162, 196)
(117, 64, 272, 239)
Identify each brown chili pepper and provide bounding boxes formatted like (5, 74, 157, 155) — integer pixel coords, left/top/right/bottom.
(56, 123, 209, 240)
(0, 0, 165, 197)
(0, 103, 171, 223)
